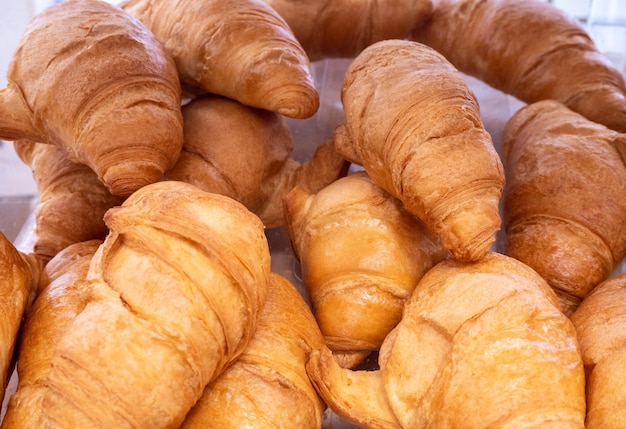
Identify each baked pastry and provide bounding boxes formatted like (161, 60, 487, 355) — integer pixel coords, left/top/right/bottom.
(181, 273, 326, 428)
(502, 99, 626, 315)
(13, 140, 124, 264)
(411, 0, 626, 133)
(27, 181, 271, 428)
(0, 0, 183, 197)
(571, 273, 626, 429)
(2, 240, 101, 428)
(164, 94, 348, 228)
(334, 39, 504, 261)
(284, 171, 447, 368)
(307, 252, 586, 428)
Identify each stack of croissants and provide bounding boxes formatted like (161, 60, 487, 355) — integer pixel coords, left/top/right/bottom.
(0, 0, 625, 427)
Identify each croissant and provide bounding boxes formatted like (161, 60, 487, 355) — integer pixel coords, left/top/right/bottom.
(502, 99, 626, 316)
(411, 0, 626, 133)
(263, 0, 434, 61)
(334, 39, 504, 261)
(284, 171, 447, 368)
(13, 140, 124, 264)
(0, 233, 40, 407)
(28, 181, 270, 428)
(164, 94, 348, 228)
(0, 0, 184, 197)
(120, 0, 319, 119)
(181, 272, 326, 428)
(571, 274, 626, 429)
(307, 252, 587, 428)
(2, 240, 101, 429)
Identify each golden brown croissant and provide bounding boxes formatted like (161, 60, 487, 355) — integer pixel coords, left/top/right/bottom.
(120, 0, 319, 119)
(263, 0, 434, 61)
(181, 272, 326, 428)
(28, 181, 270, 428)
(0, 0, 184, 197)
(2, 240, 101, 429)
(502, 99, 626, 316)
(284, 171, 447, 368)
(334, 39, 504, 261)
(571, 274, 626, 429)
(13, 140, 124, 264)
(411, 0, 626, 133)
(0, 233, 40, 407)
(164, 94, 348, 228)
(307, 252, 587, 428)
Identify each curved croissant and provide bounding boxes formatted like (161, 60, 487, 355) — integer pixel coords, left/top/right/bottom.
(0, 0, 183, 197)
(571, 274, 626, 429)
(2, 240, 101, 429)
(14, 140, 124, 264)
(164, 94, 348, 228)
(502, 100, 626, 315)
(181, 272, 326, 428)
(29, 181, 270, 428)
(284, 171, 447, 368)
(0, 233, 40, 408)
(411, 0, 626, 133)
(334, 39, 504, 261)
(263, 0, 434, 61)
(121, 0, 319, 119)
(307, 252, 586, 428)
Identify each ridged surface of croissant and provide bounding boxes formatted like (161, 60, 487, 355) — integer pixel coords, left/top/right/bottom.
(335, 39, 504, 261)
(0, 0, 184, 197)
(571, 274, 626, 429)
(307, 252, 586, 428)
(284, 171, 447, 368)
(13, 140, 124, 264)
(181, 272, 326, 428)
(1, 240, 101, 429)
(164, 94, 347, 228)
(33, 181, 270, 428)
(502, 99, 626, 315)
(411, 0, 626, 133)
(0, 234, 39, 407)
(121, 0, 319, 119)
(263, 0, 434, 61)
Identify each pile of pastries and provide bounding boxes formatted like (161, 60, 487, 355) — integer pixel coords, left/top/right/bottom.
(0, 0, 625, 428)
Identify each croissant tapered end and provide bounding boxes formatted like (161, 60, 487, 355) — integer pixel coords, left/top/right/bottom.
(3, 0, 184, 197)
(122, 0, 319, 119)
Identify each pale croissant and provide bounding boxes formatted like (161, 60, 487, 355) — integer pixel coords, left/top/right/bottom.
(571, 273, 626, 429)
(164, 94, 348, 228)
(120, 0, 319, 119)
(0, 0, 183, 197)
(2, 240, 101, 429)
(0, 233, 40, 407)
(14, 140, 124, 264)
(284, 171, 447, 368)
(29, 181, 270, 428)
(181, 272, 326, 428)
(334, 39, 504, 261)
(502, 99, 626, 315)
(307, 252, 586, 428)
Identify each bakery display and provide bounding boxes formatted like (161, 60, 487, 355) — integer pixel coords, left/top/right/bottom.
(502, 99, 626, 316)
(0, 0, 625, 427)
(0, 0, 184, 197)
